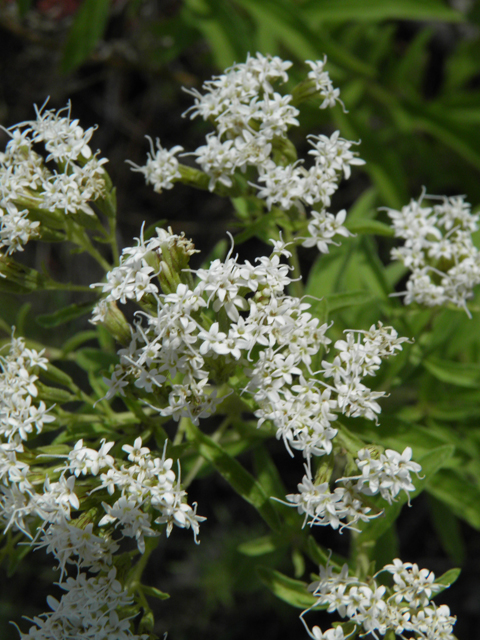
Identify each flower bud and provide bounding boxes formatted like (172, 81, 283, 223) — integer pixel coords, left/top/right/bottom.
(93, 300, 132, 346)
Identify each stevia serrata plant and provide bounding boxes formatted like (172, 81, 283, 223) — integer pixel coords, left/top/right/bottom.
(0, 53, 472, 640)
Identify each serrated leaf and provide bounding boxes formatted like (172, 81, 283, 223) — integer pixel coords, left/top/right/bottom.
(303, 0, 462, 22)
(61, 0, 110, 73)
(257, 567, 317, 609)
(37, 301, 95, 328)
(184, 421, 281, 532)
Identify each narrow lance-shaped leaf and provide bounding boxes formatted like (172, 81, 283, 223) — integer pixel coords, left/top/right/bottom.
(37, 301, 96, 328)
(184, 420, 282, 532)
(257, 566, 318, 609)
(61, 0, 111, 73)
(423, 356, 480, 388)
(303, 0, 462, 22)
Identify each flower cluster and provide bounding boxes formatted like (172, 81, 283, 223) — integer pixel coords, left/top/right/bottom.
(10, 429, 202, 639)
(0, 336, 56, 533)
(91, 224, 197, 321)
(127, 137, 183, 194)
(1, 62, 461, 640)
(0, 101, 107, 254)
(287, 445, 422, 532)
(304, 560, 456, 640)
(130, 53, 364, 254)
(352, 445, 422, 504)
(387, 193, 480, 313)
(0, 332, 203, 638)
(65, 436, 205, 552)
(17, 569, 148, 640)
(252, 322, 409, 459)
(96, 227, 418, 540)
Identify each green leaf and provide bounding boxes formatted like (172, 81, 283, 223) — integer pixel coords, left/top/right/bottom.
(37, 301, 95, 327)
(345, 187, 378, 224)
(303, 0, 462, 22)
(234, 211, 282, 245)
(305, 536, 346, 571)
(142, 585, 170, 600)
(0, 257, 49, 294)
(434, 567, 461, 590)
(61, 0, 110, 73)
(183, 0, 254, 68)
(256, 567, 317, 609)
(238, 534, 280, 556)
(427, 468, 480, 529)
(42, 363, 76, 389)
(428, 495, 465, 565)
(6, 541, 31, 577)
(406, 100, 480, 172)
(184, 421, 282, 532)
(324, 290, 376, 313)
(253, 445, 287, 500)
(17, 0, 33, 16)
(75, 348, 119, 374)
(35, 444, 71, 458)
(372, 525, 399, 569)
(236, 0, 375, 77)
(423, 356, 480, 388)
(346, 220, 395, 237)
(147, 13, 201, 67)
(61, 330, 98, 356)
(36, 382, 77, 404)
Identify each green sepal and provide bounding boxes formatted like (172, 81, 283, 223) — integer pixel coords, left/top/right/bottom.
(141, 585, 170, 601)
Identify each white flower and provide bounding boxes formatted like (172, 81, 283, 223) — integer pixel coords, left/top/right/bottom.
(308, 131, 365, 179)
(387, 193, 480, 313)
(0, 201, 40, 255)
(127, 136, 183, 193)
(302, 209, 351, 254)
(353, 446, 422, 504)
(192, 134, 240, 190)
(255, 161, 305, 210)
(306, 58, 342, 109)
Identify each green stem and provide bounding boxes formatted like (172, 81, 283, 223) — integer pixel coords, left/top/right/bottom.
(126, 536, 159, 595)
(183, 416, 231, 488)
(82, 239, 112, 272)
(283, 228, 304, 298)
